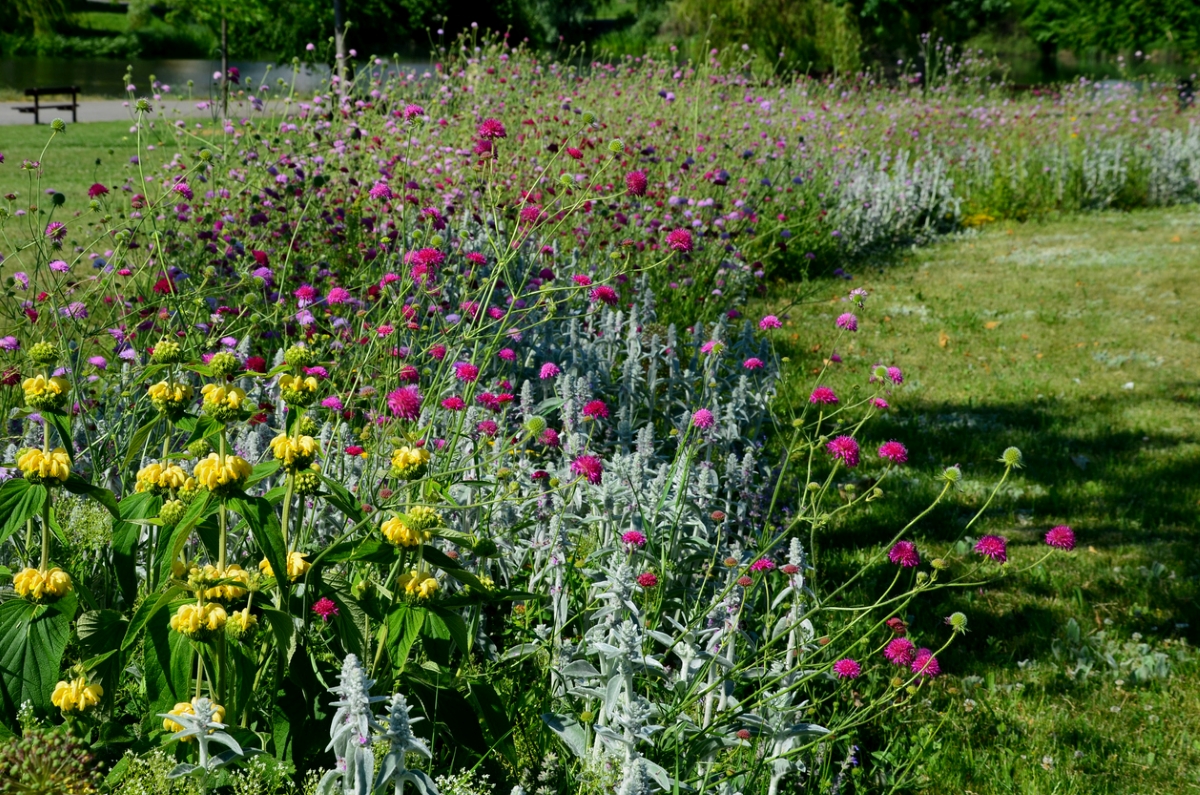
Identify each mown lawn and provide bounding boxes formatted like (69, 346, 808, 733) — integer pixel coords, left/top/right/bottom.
(759, 208, 1200, 793)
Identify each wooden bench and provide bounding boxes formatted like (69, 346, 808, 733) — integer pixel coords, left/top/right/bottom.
(12, 87, 80, 125)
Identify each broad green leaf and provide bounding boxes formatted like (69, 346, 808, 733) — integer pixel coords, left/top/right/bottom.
(122, 585, 185, 652)
(386, 605, 424, 672)
(427, 605, 470, 656)
(245, 460, 281, 489)
(227, 495, 288, 595)
(113, 491, 161, 605)
(0, 480, 46, 548)
(123, 416, 161, 468)
(143, 606, 193, 718)
(260, 607, 298, 666)
(0, 593, 76, 728)
(45, 410, 73, 457)
(467, 681, 519, 769)
(319, 474, 364, 523)
(62, 474, 119, 520)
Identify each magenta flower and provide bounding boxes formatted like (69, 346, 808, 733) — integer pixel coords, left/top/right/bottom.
(832, 658, 862, 679)
(625, 170, 648, 196)
(172, 181, 193, 200)
(386, 387, 422, 420)
(878, 441, 908, 464)
(572, 274, 593, 286)
(582, 400, 609, 420)
(539, 428, 560, 447)
(911, 648, 941, 678)
(369, 182, 392, 200)
(809, 386, 838, 405)
(888, 540, 919, 568)
(692, 408, 715, 429)
(872, 398, 890, 409)
(45, 222, 66, 240)
(743, 357, 765, 369)
(402, 104, 425, 120)
(476, 420, 498, 437)
(497, 348, 516, 362)
(312, 597, 339, 622)
(294, 284, 317, 305)
(886, 366, 904, 384)
(749, 558, 775, 573)
(636, 572, 658, 588)
(884, 637, 916, 666)
(974, 535, 1008, 563)
(454, 362, 480, 382)
(321, 396, 344, 411)
(666, 228, 693, 252)
(1045, 525, 1076, 551)
(836, 313, 858, 332)
(826, 435, 860, 467)
(88, 356, 107, 369)
(589, 285, 619, 305)
(477, 118, 507, 139)
(539, 362, 561, 379)
(49, 260, 70, 273)
(622, 530, 647, 548)
(758, 315, 782, 330)
(441, 396, 466, 411)
(571, 455, 603, 484)
(428, 344, 447, 360)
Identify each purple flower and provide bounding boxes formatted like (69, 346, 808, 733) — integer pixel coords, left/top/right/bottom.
(622, 530, 647, 548)
(321, 396, 344, 411)
(88, 356, 107, 369)
(571, 455, 603, 484)
(809, 386, 838, 404)
(1045, 525, 1076, 551)
(539, 362, 561, 379)
(912, 648, 941, 678)
(878, 441, 908, 464)
(884, 637, 915, 666)
(836, 313, 858, 332)
(974, 535, 1008, 563)
(0, 336, 19, 351)
(758, 315, 782, 330)
(386, 387, 422, 420)
(888, 541, 919, 567)
(832, 658, 862, 679)
(826, 435, 860, 467)
(13, 273, 29, 290)
(886, 366, 903, 384)
(61, 302, 88, 319)
(692, 408, 715, 429)
(49, 260, 70, 273)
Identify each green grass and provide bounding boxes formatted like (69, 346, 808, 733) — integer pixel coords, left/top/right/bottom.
(0, 121, 181, 209)
(760, 208, 1200, 793)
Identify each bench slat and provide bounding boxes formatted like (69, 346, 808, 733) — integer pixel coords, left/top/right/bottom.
(25, 87, 81, 96)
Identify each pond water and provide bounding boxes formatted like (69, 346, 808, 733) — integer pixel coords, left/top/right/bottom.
(0, 58, 428, 98)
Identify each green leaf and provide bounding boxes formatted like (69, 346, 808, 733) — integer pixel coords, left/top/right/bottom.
(0, 480, 46, 548)
(123, 416, 161, 468)
(122, 585, 185, 652)
(143, 604, 193, 719)
(62, 475, 119, 520)
(77, 609, 128, 697)
(260, 607, 298, 666)
(227, 495, 288, 595)
(45, 410, 73, 457)
(113, 492, 161, 605)
(467, 681, 519, 769)
(0, 593, 76, 728)
(319, 475, 365, 524)
(245, 460, 281, 489)
(184, 415, 222, 446)
(427, 605, 470, 656)
(386, 605, 424, 672)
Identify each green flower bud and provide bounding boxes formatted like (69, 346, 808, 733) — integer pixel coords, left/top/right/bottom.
(135, 98, 151, 113)
(299, 415, 319, 436)
(198, 149, 213, 162)
(284, 345, 317, 368)
(51, 118, 66, 133)
(151, 339, 185, 364)
(187, 439, 211, 458)
(581, 110, 597, 125)
(28, 341, 60, 366)
(159, 499, 187, 526)
(940, 465, 962, 484)
(295, 469, 322, 495)
(607, 138, 624, 153)
(524, 416, 547, 435)
(429, 234, 444, 247)
(473, 538, 499, 558)
(1000, 446, 1023, 469)
(208, 351, 240, 378)
(946, 612, 969, 633)
(930, 558, 950, 570)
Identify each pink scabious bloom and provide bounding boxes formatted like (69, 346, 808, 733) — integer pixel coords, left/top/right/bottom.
(386, 387, 421, 420)
(477, 118, 507, 139)
(476, 392, 503, 411)
(312, 597, 339, 622)
(45, 222, 66, 240)
(476, 420, 498, 437)
(88, 356, 107, 369)
(369, 181, 392, 200)
(884, 637, 916, 666)
(743, 357, 765, 369)
(749, 558, 775, 573)
(465, 251, 487, 265)
(912, 648, 941, 678)
(172, 181, 193, 200)
(759, 315, 783, 330)
(666, 228, 693, 253)
(974, 535, 1008, 563)
(441, 396, 466, 411)
(428, 344, 447, 361)
(398, 365, 419, 383)
(344, 445, 365, 457)
(327, 287, 351, 304)
(887, 366, 904, 384)
(1045, 525, 1076, 551)
(780, 563, 800, 576)
(622, 530, 647, 548)
(571, 455, 603, 484)
(454, 362, 479, 382)
(497, 348, 516, 362)
(872, 398, 890, 409)
(736, 575, 754, 587)
(539, 428, 560, 447)
(700, 340, 723, 355)
(294, 284, 317, 306)
(826, 435, 860, 467)
(539, 362, 561, 379)
(886, 617, 908, 635)
(376, 325, 394, 337)
(636, 572, 658, 588)
(809, 386, 838, 405)
(321, 396, 344, 411)
(582, 399, 609, 420)
(589, 285, 619, 305)
(625, 170, 648, 196)
(888, 541, 920, 568)
(878, 441, 908, 464)
(49, 260, 70, 273)
(380, 273, 401, 287)
(406, 248, 445, 268)
(519, 204, 544, 226)
(692, 408, 715, 429)
(402, 104, 425, 120)
(832, 658, 862, 679)
(836, 313, 858, 331)
(572, 274, 593, 286)
(304, 366, 328, 379)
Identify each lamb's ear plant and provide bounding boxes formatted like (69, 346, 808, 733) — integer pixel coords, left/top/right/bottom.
(159, 696, 257, 791)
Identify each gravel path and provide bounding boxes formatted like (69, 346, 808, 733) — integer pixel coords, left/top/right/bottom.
(0, 99, 215, 126)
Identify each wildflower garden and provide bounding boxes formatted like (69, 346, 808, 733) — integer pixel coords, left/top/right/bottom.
(1, 34, 1199, 795)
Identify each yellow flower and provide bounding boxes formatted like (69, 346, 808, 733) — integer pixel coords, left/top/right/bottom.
(193, 453, 252, 493)
(269, 433, 319, 470)
(200, 383, 246, 421)
(51, 677, 103, 714)
(148, 380, 194, 415)
(391, 445, 431, 480)
(398, 569, 440, 600)
(13, 566, 72, 602)
(188, 563, 250, 601)
(258, 551, 311, 581)
(163, 699, 225, 740)
(279, 374, 319, 394)
(22, 374, 71, 410)
(169, 602, 228, 639)
(17, 447, 72, 483)
(380, 516, 431, 548)
(227, 607, 258, 637)
(135, 461, 190, 493)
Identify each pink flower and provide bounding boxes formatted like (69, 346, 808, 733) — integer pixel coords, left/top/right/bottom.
(622, 530, 647, 548)
(497, 348, 516, 362)
(886, 617, 908, 635)
(744, 357, 765, 370)
(749, 558, 775, 573)
(402, 104, 425, 121)
(49, 260, 70, 273)
(327, 287, 351, 304)
(45, 222, 66, 240)
(172, 182, 193, 200)
(321, 396, 344, 411)
(636, 572, 658, 588)
(88, 356, 107, 369)
(736, 575, 754, 587)
(826, 435, 860, 467)
(878, 441, 908, 464)
(539, 362, 561, 379)
(571, 455, 603, 484)
(441, 396, 466, 411)
(539, 428, 560, 447)
(888, 541, 919, 568)
(465, 251, 487, 265)
(692, 408, 715, 429)
(836, 313, 858, 332)
(589, 285, 619, 305)
(386, 387, 422, 420)
(312, 597, 339, 622)
(809, 386, 838, 405)
(345, 445, 365, 457)
(428, 344, 447, 361)
(477, 118, 507, 139)
(519, 204, 544, 226)
(872, 398, 890, 409)
(406, 247, 445, 268)
(369, 182, 392, 200)
(884, 637, 916, 666)
(832, 658, 862, 679)
(454, 362, 479, 382)
(758, 315, 782, 330)
(476, 420, 498, 437)
(294, 284, 317, 305)
(887, 366, 904, 384)
(974, 535, 1008, 563)
(911, 648, 941, 678)
(1045, 525, 1076, 551)
(625, 170, 648, 196)
(666, 228, 693, 253)
(582, 400, 609, 419)
(572, 274, 593, 286)
(780, 564, 800, 575)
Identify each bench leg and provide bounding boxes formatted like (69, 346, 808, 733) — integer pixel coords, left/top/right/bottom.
(72, 93, 77, 123)
(33, 96, 39, 125)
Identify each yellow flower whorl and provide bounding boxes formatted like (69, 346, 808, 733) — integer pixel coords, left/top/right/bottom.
(279, 373, 320, 406)
(187, 563, 250, 601)
(391, 445, 431, 480)
(13, 566, 72, 602)
(258, 551, 311, 581)
(135, 461, 189, 493)
(193, 453, 252, 494)
(17, 447, 72, 484)
(22, 374, 71, 410)
(269, 433, 319, 470)
(169, 602, 228, 640)
(200, 383, 247, 421)
(148, 380, 194, 415)
(398, 568, 440, 600)
(51, 677, 103, 714)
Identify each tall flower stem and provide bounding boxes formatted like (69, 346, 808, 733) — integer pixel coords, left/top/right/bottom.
(39, 495, 50, 572)
(218, 428, 227, 571)
(280, 474, 295, 553)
